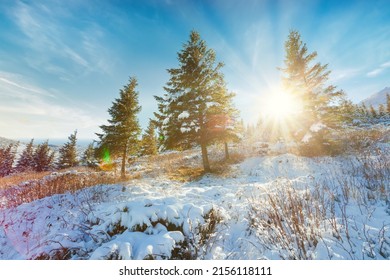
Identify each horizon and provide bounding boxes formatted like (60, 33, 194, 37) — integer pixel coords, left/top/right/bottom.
(1, 0, 389, 141)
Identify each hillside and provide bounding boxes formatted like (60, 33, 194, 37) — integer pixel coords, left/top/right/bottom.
(0, 140, 389, 260)
(360, 87, 389, 108)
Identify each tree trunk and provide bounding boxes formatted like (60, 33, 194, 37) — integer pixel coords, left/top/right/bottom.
(121, 143, 127, 179)
(200, 142, 211, 173)
(224, 142, 230, 160)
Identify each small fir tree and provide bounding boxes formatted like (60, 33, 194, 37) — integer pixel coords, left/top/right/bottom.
(0, 143, 18, 177)
(15, 139, 35, 173)
(378, 104, 386, 117)
(82, 143, 97, 168)
(96, 77, 141, 178)
(369, 105, 378, 118)
(33, 141, 55, 172)
(140, 120, 158, 156)
(57, 130, 79, 169)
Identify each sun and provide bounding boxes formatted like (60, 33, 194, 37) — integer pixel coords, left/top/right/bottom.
(256, 88, 303, 141)
(261, 90, 302, 122)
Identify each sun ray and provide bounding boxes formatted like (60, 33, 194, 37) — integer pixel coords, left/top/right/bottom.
(258, 88, 303, 141)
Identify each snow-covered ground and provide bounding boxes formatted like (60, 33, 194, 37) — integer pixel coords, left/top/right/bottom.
(0, 146, 389, 260)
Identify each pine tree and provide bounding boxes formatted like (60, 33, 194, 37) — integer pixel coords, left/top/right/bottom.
(57, 130, 79, 169)
(33, 141, 55, 172)
(140, 119, 158, 156)
(15, 139, 35, 173)
(336, 98, 356, 124)
(279, 30, 344, 132)
(96, 77, 141, 178)
(369, 105, 378, 118)
(362, 103, 369, 116)
(378, 104, 386, 117)
(154, 30, 239, 172)
(0, 143, 18, 177)
(82, 143, 97, 168)
(386, 93, 390, 114)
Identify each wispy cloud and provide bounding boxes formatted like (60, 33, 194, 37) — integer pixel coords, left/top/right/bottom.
(330, 68, 362, 83)
(0, 72, 103, 139)
(7, 1, 112, 79)
(367, 60, 390, 77)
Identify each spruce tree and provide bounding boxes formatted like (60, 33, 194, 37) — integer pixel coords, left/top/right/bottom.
(57, 130, 79, 169)
(140, 119, 158, 156)
(96, 77, 141, 178)
(279, 30, 344, 132)
(0, 143, 18, 177)
(378, 104, 386, 117)
(82, 143, 97, 168)
(386, 93, 390, 114)
(154, 30, 239, 172)
(15, 139, 35, 173)
(33, 141, 55, 172)
(369, 105, 378, 118)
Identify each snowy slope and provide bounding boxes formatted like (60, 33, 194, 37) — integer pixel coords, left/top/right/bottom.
(1, 148, 389, 260)
(360, 87, 389, 108)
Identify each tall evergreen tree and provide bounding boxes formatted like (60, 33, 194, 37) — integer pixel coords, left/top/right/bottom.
(387, 93, 390, 114)
(33, 141, 55, 172)
(96, 77, 141, 178)
(154, 30, 239, 172)
(57, 130, 79, 169)
(0, 143, 18, 177)
(16, 139, 35, 173)
(279, 30, 344, 133)
(140, 119, 158, 156)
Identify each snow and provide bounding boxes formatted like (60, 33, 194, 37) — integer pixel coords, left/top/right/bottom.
(180, 127, 191, 133)
(302, 132, 312, 143)
(178, 111, 190, 120)
(310, 122, 326, 132)
(0, 144, 389, 260)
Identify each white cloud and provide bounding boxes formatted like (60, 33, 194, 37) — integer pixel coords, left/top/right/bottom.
(0, 72, 103, 140)
(380, 61, 390, 68)
(367, 60, 390, 77)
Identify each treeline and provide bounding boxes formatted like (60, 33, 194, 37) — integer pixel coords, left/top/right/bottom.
(353, 96, 390, 121)
(0, 124, 160, 178)
(0, 133, 74, 177)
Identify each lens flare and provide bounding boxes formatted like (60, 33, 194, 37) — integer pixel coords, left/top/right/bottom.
(103, 148, 111, 163)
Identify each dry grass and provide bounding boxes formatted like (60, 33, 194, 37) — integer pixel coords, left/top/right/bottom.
(167, 166, 205, 182)
(249, 148, 390, 260)
(249, 184, 325, 260)
(0, 170, 128, 209)
(0, 171, 51, 189)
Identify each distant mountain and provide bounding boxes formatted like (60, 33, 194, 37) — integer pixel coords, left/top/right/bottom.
(360, 87, 389, 108)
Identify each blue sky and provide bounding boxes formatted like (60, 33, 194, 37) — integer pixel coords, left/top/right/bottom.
(0, 0, 389, 142)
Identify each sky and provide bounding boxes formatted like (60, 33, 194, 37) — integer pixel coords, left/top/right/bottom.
(0, 0, 389, 143)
